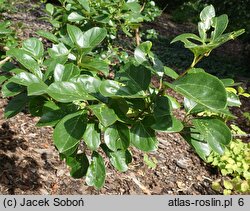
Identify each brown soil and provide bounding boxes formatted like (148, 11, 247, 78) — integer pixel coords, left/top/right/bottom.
(0, 1, 249, 195)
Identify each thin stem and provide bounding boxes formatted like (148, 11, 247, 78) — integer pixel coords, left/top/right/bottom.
(233, 134, 250, 138)
(182, 112, 191, 124)
(177, 54, 204, 79)
(193, 55, 204, 66)
(140, 1, 146, 13)
(135, 28, 140, 46)
(0, 56, 11, 66)
(134, 1, 146, 47)
(159, 77, 163, 90)
(77, 49, 84, 66)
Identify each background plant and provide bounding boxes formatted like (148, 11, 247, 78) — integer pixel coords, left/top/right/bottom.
(161, 0, 250, 41)
(0, 4, 246, 189)
(201, 0, 250, 39)
(210, 125, 250, 195)
(43, 0, 160, 45)
(0, 0, 16, 14)
(0, 20, 19, 77)
(0, 21, 19, 51)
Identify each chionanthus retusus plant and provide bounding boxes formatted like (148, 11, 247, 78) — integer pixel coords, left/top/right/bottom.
(0, 5, 245, 188)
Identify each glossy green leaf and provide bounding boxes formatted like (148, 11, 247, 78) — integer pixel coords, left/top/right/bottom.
(0, 75, 9, 84)
(170, 72, 227, 110)
(67, 24, 84, 48)
(211, 14, 228, 41)
(213, 29, 245, 46)
(198, 5, 215, 40)
(89, 104, 118, 127)
(7, 49, 42, 78)
(110, 150, 132, 172)
(47, 81, 96, 103)
(53, 64, 65, 81)
(68, 12, 84, 22)
(149, 96, 183, 132)
(80, 58, 109, 76)
(4, 93, 28, 118)
(37, 102, 78, 127)
(22, 38, 44, 59)
(151, 55, 164, 77)
(27, 82, 48, 96)
(124, 2, 141, 12)
(50, 19, 60, 28)
(82, 27, 107, 49)
(150, 96, 170, 127)
(164, 66, 179, 79)
(71, 75, 101, 94)
(181, 127, 211, 160)
(86, 151, 106, 189)
(1, 81, 23, 97)
(44, 56, 68, 80)
(165, 95, 181, 109)
(200, 5, 215, 23)
(171, 33, 203, 45)
(104, 122, 130, 151)
(6, 68, 24, 74)
(183, 97, 198, 113)
(153, 96, 172, 117)
(83, 123, 101, 151)
(58, 33, 75, 47)
(67, 25, 107, 50)
(48, 43, 69, 58)
(54, 63, 80, 82)
(28, 96, 47, 117)
(192, 118, 232, 154)
(109, 99, 134, 124)
(151, 115, 183, 132)
(10, 72, 40, 86)
(76, 0, 90, 12)
(66, 153, 89, 178)
(37, 112, 62, 127)
(131, 122, 158, 152)
(184, 97, 236, 118)
(188, 68, 205, 74)
(53, 111, 87, 156)
(134, 41, 152, 64)
(46, 3, 54, 15)
(94, 14, 110, 24)
(227, 91, 241, 107)
(119, 63, 151, 91)
(36, 30, 59, 43)
(99, 80, 146, 98)
(221, 78, 234, 87)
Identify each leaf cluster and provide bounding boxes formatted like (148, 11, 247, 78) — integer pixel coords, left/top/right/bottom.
(0, 21, 18, 51)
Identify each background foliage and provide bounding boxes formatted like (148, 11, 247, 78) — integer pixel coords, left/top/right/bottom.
(155, 0, 250, 40)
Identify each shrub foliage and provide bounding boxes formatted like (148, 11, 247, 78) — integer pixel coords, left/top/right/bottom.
(0, 2, 246, 189)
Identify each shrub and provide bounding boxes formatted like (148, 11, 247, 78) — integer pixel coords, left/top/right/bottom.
(0, 4, 245, 189)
